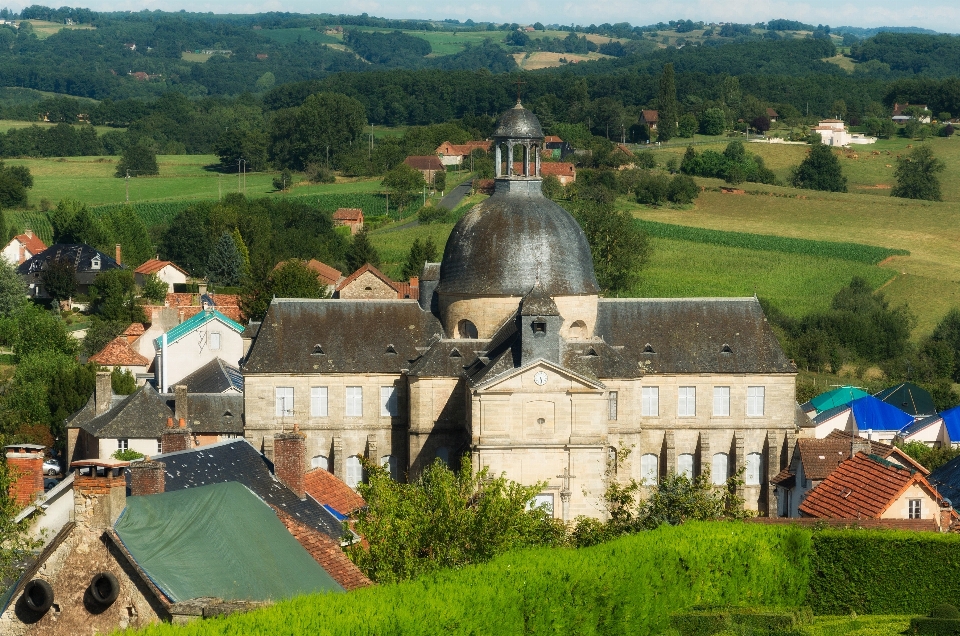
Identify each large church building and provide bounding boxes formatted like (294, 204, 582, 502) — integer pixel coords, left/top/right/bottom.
(242, 104, 799, 521)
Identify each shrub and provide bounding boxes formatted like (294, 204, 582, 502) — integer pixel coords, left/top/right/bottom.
(668, 174, 700, 204)
(636, 171, 671, 205)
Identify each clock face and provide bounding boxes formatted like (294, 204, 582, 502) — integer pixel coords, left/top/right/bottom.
(534, 371, 548, 386)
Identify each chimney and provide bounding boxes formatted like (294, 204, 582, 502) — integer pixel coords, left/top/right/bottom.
(18, 244, 25, 264)
(274, 424, 306, 500)
(940, 502, 955, 533)
(129, 458, 165, 496)
(72, 460, 128, 530)
(24, 228, 33, 239)
(95, 371, 113, 415)
(4, 444, 45, 506)
(851, 436, 873, 456)
(115, 243, 122, 265)
(161, 416, 191, 454)
(198, 281, 208, 296)
(174, 385, 188, 423)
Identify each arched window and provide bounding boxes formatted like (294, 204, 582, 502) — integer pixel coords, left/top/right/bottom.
(745, 452, 763, 486)
(569, 320, 586, 339)
(640, 453, 659, 485)
(435, 446, 450, 467)
(346, 455, 364, 489)
(677, 453, 694, 479)
(457, 320, 478, 339)
(712, 453, 729, 485)
(311, 455, 329, 471)
(381, 455, 399, 480)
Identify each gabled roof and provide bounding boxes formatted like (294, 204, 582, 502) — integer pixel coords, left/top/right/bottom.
(824, 430, 928, 474)
(336, 263, 401, 294)
(799, 453, 943, 519)
(874, 382, 936, 417)
(900, 413, 944, 438)
(134, 258, 189, 277)
(153, 309, 244, 349)
(176, 357, 243, 393)
(123, 322, 145, 337)
(303, 468, 366, 515)
(333, 208, 363, 222)
(161, 392, 243, 432)
(75, 384, 171, 438)
(795, 433, 918, 482)
(640, 109, 659, 122)
(17, 243, 120, 275)
(543, 135, 563, 143)
(436, 141, 493, 156)
(11, 232, 47, 256)
(766, 107, 779, 118)
(88, 336, 150, 367)
(115, 481, 342, 602)
(274, 258, 342, 287)
(147, 439, 345, 540)
(810, 386, 869, 413)
(404, 155, 444, 171)
(850, 395, 914, 432)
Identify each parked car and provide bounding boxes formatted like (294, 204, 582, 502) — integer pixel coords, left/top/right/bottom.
(43, 458, 60, 475)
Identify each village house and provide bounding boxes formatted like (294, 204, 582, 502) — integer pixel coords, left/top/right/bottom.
(154, 309, 245, 392)
(332, 208, 364, 235)
(513, 161, 577, 185)
(640, 109, 659, 130)
(241, 103, 800, 521)
(275, 258, 343, 295)
(799, 452, 956, 530)
(335, 263, 418, 300)
(899, 404, 960, 447)
(18, 244, 121, 299)
(403, 155, 444, 186)
(766, 108, 779, 123)
(892, 102, 931, 124)
(435, 141, 492, 167)
(88, 336, 151, 380)
(811, 119, 876, 147)
(1, 229, 46, 265)
(134, 258, 189, 293)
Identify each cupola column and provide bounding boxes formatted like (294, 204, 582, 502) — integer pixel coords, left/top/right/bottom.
(507, 144, 514, 176)
(495, 143, 502, 177)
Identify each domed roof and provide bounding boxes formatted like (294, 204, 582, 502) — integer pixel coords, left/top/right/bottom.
(492, 102, 544, 139)
(437, 180, 599, 297)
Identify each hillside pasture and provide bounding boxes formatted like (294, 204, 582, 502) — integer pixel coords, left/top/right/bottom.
(513, 51, 611, 70)
(22, 19, 95, 39)
(0, 119, 117, 134)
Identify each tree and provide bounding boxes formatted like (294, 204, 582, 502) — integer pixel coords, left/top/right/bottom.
(240, 259, 329, 322)
(699, 108, 726, 136)
(272, 169, 293, 192)
(115, 142, 159, 177)
(635, 172, 670, 206)
(269, 92, 367, 171)
(232, 227, 251, 279)
(541, 174, 564, 200)
(0, 161, 31, 208)
(892, 145, 945, 201)
(656, 63, 678, 142)
(111, 366, 137, 395)
(667, 174, 700, 204)
(751, 115, 771, 133)
(433, 169, 446, 194)
(348, 458, 564, 583)
(215, 127, 269, 173)
(567, 200, 651, 294)
(677, 113, 698, 138)
(90, 269, 146, 323)
(40, 258, 77, 302)
(11, 303, 78, 362)
(82, 318, 128, 356)
(57, 204, 110, 247)
(792, 142, 847, 192)
(0, 258, 26, 316)
(207, 232, 243, 287)
(346, 227, 381, 272)
(382, 163, 426, 209)
(401, 237, 438, 281)
(140, 274, 168, 304)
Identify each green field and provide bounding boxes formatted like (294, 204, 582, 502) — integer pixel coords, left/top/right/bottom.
(22, 19, 95, 40)
(258, 27, 340, 46)
(0, 119, 120, 134)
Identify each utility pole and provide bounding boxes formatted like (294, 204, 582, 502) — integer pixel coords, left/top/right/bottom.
(125, 170, 130, 203)
(237, 158, 246, 193)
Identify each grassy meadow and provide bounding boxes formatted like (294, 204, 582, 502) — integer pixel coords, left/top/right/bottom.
(0, 119, 114, 134)
(22, 19, 95, 39)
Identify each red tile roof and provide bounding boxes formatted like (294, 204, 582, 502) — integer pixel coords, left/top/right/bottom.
(799, 452, 945, 519)
(767, 108, 779, 118)
(543, 135, 563, 144)
(824, 430, 929, 474)
(403, 155, 444, 171)
(510, 162, 576, 177)
(13, 232, 47, 256)
(123, 322, 145, 337)
(304, 467, 366, 515)
(641, 109, 659, 123)
(272, 507, 372, 591)
(89, 336, 150, 367)
(134, 258, 188, 276)
(333, 208, 363, 222)
(435, 141, 493, 156)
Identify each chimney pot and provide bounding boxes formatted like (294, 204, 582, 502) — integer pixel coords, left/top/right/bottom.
(24, 228, 33, 238)
(161, 419, 191, 454)
(179, 418, 186, 429)
(167, 417, 174, 428)
(95, 371, 113, 415)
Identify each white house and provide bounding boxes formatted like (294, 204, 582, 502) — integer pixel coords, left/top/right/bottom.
(811, 120, 876, 147)
(154, 309, 245, 392)
(1, 229, 47, 265)
(135, 258, 189, 293)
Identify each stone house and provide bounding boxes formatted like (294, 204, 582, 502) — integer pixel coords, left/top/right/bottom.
(275, 258, 343, 295)
(332, 209, 364, 235)
(403, 155, 444, 186)
(1, 229, 47, 265)
(435, 141, 492, 167)
(133, 258, 189, 293)
(153, 309, 244, 392)
(640, 109, 659, 130)
(335, 263, 418, 300)
(240, 104, 800, 521)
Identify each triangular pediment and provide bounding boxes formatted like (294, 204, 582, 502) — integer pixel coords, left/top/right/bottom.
(474, 358, 605, 393)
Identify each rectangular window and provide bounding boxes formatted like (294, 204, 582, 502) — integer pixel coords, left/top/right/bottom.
(713, 386, 730, 417)
(608, 391, 618, 421)
(678, 387, 696, 417)
(346, 386, 363, 417)
(157, 438, 162, 454)
(909, 498, 922, 519)
(310, 387, 328, 417)
(380, 386, 399, 417)
(642, 387, 659, 417)
(527, 493, 554, 515)
(747, 386, 765, 417)
(210, 332, 221, 350)
(275, 387, 294, 417)
(118, 438, 128, 452)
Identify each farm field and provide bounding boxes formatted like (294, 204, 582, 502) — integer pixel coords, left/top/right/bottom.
(513, 51, 611, 70)
(0, 119, 116, 134)
(22, 19, 95, 39)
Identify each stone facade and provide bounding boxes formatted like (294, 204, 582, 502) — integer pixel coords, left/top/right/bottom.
(338, 270, 398, 300)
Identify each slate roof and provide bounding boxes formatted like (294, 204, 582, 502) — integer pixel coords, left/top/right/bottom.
(799, 453, 935, 519)
(244, 299, 443, 375)
(143, 439, 345, 540)
(17, 243, 120, 276)
(303, 467, 366, 515)
(134, 258, 188, 276)
(874, 382, 937, 417)
(88, 336, 150, 367)
(153, 309, 244, 349)
(929, 451, 960, 504)
(176, 358, 243, 393)
(594, 298, 796, 374)
(162, 392, 243, 433)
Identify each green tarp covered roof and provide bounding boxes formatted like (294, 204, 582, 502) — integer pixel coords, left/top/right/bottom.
(874, 382, 937, 417)
(114, 481, 343, 603)
(810, 386, 869, 413)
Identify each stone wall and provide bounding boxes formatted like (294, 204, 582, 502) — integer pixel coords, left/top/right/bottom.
(338, 271, 396, 300)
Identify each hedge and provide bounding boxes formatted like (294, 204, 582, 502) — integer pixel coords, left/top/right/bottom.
(809, 529, 960, 615)
(634, 219, 909, 265)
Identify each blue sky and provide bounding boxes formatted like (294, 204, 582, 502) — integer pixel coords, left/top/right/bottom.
(4, 0, 955, 32)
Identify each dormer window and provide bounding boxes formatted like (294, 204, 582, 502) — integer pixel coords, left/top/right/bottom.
(91, 255, 101, 270)
(643, 343, 656, 354)
(385, 344, 397, 355)
(532, 319, 547, 336)
(721, 344, 733, 354)
(450, 348, 462, 358)
(312, 344, 324, 355)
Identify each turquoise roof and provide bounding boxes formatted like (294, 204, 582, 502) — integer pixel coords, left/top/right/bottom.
(154, 309, 244, 349)
(810, 386, 869, 413)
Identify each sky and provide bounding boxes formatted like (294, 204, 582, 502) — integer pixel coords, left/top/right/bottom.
(3, 0, 957, 32)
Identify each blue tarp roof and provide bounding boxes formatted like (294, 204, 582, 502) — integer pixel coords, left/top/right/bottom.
(941, 405, 960, 442)
(850, 395, 914, 432)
